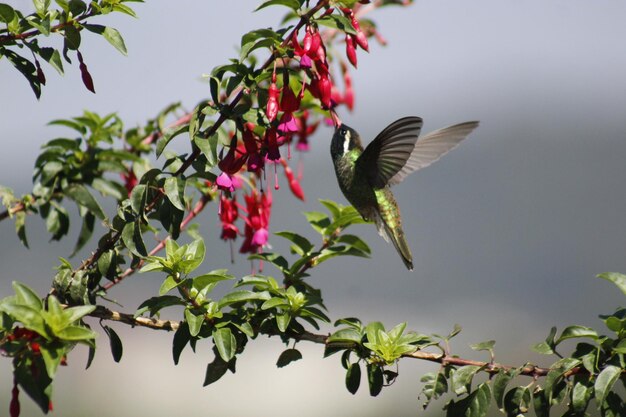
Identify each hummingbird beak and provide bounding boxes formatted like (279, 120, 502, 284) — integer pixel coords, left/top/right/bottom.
(329, 108, 342, 128)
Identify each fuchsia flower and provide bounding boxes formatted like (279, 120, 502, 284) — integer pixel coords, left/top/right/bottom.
(264, 126, 281, 162)
(240, 189, 272, 254)
(242, 122, 263, 172)
(266, 70, 280, 122)
(219, 194, 239, 240)
(217, 139, 247, 192)
(121, 170, 137, 197)
(277, 79, 305, 134)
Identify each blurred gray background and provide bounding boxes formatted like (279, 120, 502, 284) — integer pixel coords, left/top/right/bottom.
(1, 1, 626, 416)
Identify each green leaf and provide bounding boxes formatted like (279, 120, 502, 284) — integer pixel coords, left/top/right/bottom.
(345, 362, 361, 394)
(15, 211, 28, 248)
(328, 328, 362, 344)
(83, 24, 128, 55)
(121, 221, 147, 257)
(276, 348, 302, 368)
(163, 176, 186, 211)
(40, 344, 64, 379)
(65, 184, 107, 220)
(128, 185, 146, 219)
(276, 312, 291, 332)
(598, 272, 626, 296)
(261, 296, 289, 310)
(503, 386, 531, 416)
(4, 48, 41, 98)
(13, 281, 43, 310)
(275, 231, 314, 255)
(316, 14, 357, 35)
(594, 365, 621, 407)
(451, 365, 481, 395)
(103, 325, 123, 362)
(444, 382, 491, 417)
(135, 295, 183, 317)
(218, 290, 270, 308)
(571, 380, 592, 413)
(157, 124, 187, 158)
(38, 47, 64, 75)
(56, 325, 97, 341)
(103, 26, 128, 55)
(193, 272, 233, 291)
(62, 305, 96, 324)
(493, 369, 518, 410)
(203, 355, 229, 386)
(255, 0, 301, 11)
(367, 363, 384, 396)
(420, 372, 448, 409)
(0, 303, 46, 337)
(0, 3, 16, 23)
(172, 322, 190, 365)
(180, 239, 206, 274)
(469, 340, 495, 352)
(213, 327, 236, 362)
(303, 210, 331, 233)
(63, 24, 81, 50)
(248, 252, 289, 273)
(544, 357, 581, 402)
(184, 309, 204, 337)
(556, 325, 598, 344)
(159, 275, 180, 295)
(532, 341, 554, 355)
(71, 211, 95, 256)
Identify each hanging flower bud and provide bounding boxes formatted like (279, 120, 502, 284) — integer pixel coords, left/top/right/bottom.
(281, 159, 305, 201)
(345, 35, 358, 68)
(266, 70, 279, 122)
(341, 7, 369, 52)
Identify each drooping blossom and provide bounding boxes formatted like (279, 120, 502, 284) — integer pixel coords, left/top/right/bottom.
(264, 126, 281, 162)
(217, 138, 247, 192)
(219, 194, 239, 240)
(121, 169, 137, 197)
(242, 122, 263, 172)
(277, 77, 305, 134)
(240, 189, 272, 254)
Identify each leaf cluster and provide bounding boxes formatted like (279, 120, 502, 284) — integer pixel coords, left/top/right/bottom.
(0, 0, 140, 97)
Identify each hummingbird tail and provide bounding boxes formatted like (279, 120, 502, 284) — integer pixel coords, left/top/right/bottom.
(374, 214, 414, 271)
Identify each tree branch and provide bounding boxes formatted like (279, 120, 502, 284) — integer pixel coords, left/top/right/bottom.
(89, 305, 562, 378)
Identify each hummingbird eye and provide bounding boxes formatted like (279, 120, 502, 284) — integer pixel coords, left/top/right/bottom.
(340, 128, 347, 136)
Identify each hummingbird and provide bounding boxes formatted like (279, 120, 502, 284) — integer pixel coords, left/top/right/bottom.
(330, 115, 479, 270)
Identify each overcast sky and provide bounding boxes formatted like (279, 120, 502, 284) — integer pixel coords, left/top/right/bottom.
(1, 1, 626, 416)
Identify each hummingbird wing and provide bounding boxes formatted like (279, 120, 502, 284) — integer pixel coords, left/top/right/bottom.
(387, 121, 479, 186)
(359, 117, 424, 189)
